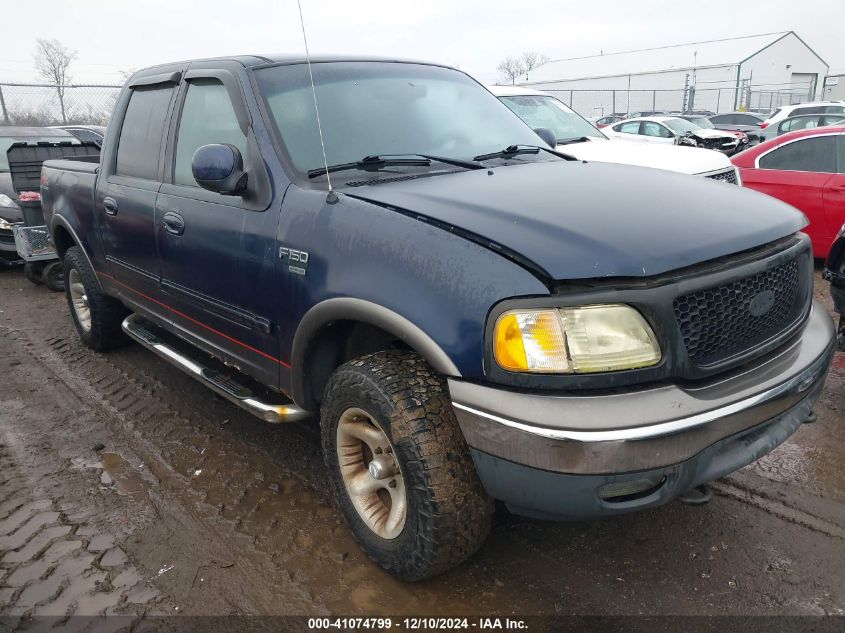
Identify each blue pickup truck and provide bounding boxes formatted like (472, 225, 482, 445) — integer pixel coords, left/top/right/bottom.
(41, 55, 836, 580)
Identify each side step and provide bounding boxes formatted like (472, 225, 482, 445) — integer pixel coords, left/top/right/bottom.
(121, 314, 310, 424)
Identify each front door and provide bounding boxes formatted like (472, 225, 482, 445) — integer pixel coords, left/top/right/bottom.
(156, 72, 281, 386)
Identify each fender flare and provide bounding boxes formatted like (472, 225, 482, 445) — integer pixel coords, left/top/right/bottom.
(291, 297, 461, 405)
(51, 214, 102, 290)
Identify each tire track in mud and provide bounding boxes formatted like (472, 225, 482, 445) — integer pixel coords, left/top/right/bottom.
(711, 480, 845, 539)
(2, 327, 478, 615)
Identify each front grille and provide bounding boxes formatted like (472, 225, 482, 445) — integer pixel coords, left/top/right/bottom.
(705, 168, 738, 185)
(674, 255, 806, 367)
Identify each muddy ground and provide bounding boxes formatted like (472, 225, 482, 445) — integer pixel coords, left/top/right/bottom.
(1, 266, 844, 625)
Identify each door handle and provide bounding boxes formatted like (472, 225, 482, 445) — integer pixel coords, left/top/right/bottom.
(162, 212, 185, 236)
(103, 197, 118, 216)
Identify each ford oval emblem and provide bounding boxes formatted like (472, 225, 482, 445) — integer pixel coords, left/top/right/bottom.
(749, 290, 776, 317)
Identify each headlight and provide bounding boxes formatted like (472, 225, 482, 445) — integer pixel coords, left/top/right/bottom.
(493, 304, 661, 374)
(0, 193, 17, 208)
(0, 217, 14, 231)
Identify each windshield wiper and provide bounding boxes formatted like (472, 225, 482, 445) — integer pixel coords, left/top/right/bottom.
(308, 155, 430, 179)
(556, 136, 592, 145)
(473, 144, 577, 162)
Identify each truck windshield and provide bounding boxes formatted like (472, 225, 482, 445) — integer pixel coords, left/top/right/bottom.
(497, 95, 606, 143)
(255, 62, 555, 177)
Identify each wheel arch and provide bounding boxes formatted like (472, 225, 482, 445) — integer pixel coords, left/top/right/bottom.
(50, 215, 101, 290)
(291, 298, 461, 410)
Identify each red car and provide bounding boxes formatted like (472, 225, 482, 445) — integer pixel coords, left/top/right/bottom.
(732, 125, 845, 259)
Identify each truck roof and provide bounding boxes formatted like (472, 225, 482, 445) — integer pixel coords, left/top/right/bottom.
(134, 54, 446, 73)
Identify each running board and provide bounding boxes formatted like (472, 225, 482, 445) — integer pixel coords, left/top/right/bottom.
(121, 314, 310, 424)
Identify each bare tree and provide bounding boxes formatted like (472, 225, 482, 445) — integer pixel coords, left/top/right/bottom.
(497, 57, 526, 86)
(34, 39, 77, 123)
(521, 52, 549, 80)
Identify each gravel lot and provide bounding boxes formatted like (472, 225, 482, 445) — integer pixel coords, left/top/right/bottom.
(1, 266, 843, 626)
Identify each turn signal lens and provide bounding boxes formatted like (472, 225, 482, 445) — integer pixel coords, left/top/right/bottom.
(493, 305, 661, 374)
(493, 310, 569, 372)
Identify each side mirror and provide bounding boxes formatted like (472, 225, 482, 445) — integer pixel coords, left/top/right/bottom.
(533, 127, 557, 148)
(191, 144, 248, 195)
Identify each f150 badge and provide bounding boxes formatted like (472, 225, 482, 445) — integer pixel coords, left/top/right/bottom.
(279, 246, 310, 276)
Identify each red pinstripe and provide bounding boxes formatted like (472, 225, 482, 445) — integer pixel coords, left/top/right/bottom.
(97, 271, 291, 368)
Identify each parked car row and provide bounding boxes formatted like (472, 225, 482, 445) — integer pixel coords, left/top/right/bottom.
(490, 86, 739, 180)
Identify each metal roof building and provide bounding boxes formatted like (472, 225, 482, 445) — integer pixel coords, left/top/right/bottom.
(523, 32, 829, 116)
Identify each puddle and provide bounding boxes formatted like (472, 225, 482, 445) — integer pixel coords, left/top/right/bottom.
(71, 452, 152, 502)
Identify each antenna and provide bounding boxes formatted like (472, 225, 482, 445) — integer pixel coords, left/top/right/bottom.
(296, 0, 337, 203)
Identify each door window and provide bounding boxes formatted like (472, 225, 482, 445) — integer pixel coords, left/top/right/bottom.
(173, 80, 247, 187)
(115, 85, 174, 179)
(710, 115, 731, 125)
(616, 121, 641, 135)
(780, 117, 819, 133)
(837, 136, 845, 174)
(759, 136, 836, 173)
(642, 122, 673, 138)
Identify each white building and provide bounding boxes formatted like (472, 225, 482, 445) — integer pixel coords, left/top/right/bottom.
(523, 32, 829, 117)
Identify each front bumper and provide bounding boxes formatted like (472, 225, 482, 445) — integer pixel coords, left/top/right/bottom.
(450, 303, 836, 520)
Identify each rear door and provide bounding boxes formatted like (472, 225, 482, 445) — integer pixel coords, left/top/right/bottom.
(749, 134, 837, 256)
(96, 73, 179, 310)
(611, 121, 643, 141)
(156, 67, 281, 386)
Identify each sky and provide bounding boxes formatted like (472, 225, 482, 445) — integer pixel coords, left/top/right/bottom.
(1, 0, 844, 86)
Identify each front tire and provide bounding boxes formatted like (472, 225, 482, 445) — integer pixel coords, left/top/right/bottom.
(63, 246, 129, 351)
(321, 350, 492, 581)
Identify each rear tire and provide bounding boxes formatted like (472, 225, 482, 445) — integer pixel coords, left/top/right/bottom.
(41, 261, 64, 292)
(63, 246, 129, 351)
(24, 262, 44, 285)
(321, 350, 492, 581)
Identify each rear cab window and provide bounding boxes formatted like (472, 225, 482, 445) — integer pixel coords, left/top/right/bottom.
(115, 85, 175, 180)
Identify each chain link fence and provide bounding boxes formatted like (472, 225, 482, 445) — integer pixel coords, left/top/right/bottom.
(0, 80, 818, 128)
(0, 83, 122, 126)
(543, 81, 816, 118)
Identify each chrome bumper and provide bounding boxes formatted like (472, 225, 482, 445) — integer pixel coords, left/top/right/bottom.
(450, 303, 836, 475)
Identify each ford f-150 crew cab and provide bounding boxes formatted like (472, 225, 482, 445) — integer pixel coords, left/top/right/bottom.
(41, 55, 837, 581)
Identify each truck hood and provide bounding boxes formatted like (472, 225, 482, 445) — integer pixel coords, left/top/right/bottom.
(559, 138, 730, 175)
(345, 160, 806, 281)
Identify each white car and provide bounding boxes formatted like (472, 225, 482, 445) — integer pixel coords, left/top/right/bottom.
(602, 116, 743, 154)
(489, 86, 740, 184)
(761, 101, 845, 130)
